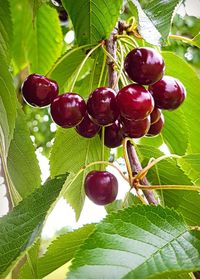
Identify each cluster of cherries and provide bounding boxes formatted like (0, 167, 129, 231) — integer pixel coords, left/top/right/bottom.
(22, 47, 186, 206)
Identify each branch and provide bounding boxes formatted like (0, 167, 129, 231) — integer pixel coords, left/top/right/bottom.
(106, 24, 158, 205)
(127, 142, 158, 204)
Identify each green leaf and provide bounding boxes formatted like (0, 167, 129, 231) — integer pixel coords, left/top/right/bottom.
(62, 0, 123, 45)
(105, 194, 141, 214)
(50, 129, 108, 220)
(11, 1, 63, 74)
(7, 105, 41, 199)
(48, 46, 89, 92)
(128, 0, 182, 45)
(162, 52, 200, 153)
(19, 225, 95, 278)
(68, 205, 200, 278)
(178, 154, 200, 185)
(192, 32, 200, 48)
(28, 4, 63, 74)
(137, 145, 200, 225)
(161, 108, 189, 155)
(0, 174, 67, 278)
(10, 0, 33, 72)
(0, 0, 12, 63)
(0, 0, 16, 155)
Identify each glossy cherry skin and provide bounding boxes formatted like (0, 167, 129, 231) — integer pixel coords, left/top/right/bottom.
(147, 114, 164, 136)
(124, 47, 165, 85)
(121, 116, 150, 138)
(150, 108, 161, 124)
(84, 171, 118, 205)
(103, 120, 123, 148)
(22, 74, 58, 107)
(75, 113, 100, 138)
(116, 84, 154, 121)
(50, 93, 86, 128)
(149, 76, 186, 110)
(87, 87, 119, 126)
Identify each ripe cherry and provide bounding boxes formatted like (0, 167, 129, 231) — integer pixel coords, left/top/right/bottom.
(116, 84, 154, 121)
(103, 120, 123, 148)
(124, 47, 165, 85)
(121, 116, 150, 138)
(150, 108, 161, 124)
(147, 114, 165, 136)
(84, 171, 118, 205)
(149, 76, 186, 110)
(22, 74, 58, 107)
(87, 87, 119, 126)
(75, 113, 100, 138)
(50, 93, 86, 128)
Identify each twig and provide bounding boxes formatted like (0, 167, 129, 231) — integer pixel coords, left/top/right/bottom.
(127, 142, 159, 205)
(106, 24, 158, 205)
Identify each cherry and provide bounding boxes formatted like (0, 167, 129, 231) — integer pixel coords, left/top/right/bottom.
(22, 74, 58, 107)
(121, 116, 150, 138)
(84, 171, 118, 205)
(75, 113, 100, 138)
(50, 93, 86, 128)
(150, 108, 161, 124)
(124, 47, 165, 85)
(103, 120, 123, 148)
(149, 76, 186, 110)
(116, 84, 154, 121)
(147, 114, 164, 136)
(87, 87, 119, 126)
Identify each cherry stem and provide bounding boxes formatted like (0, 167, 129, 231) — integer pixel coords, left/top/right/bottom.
(169, 34, 195, 46)
(114, 40, 124, 89)
(122, 138, 133, 184)
(102, 46, 121, 69)
(70, 42, 102, 92)
(115, 34, 139, 47)
(101, 127, 105, 170)
(134, 154, 180, 180)
(46, 44, 94, 77)
(67, 161, 129, 188)
(189, 226, 200, 231)
(137, 184, 200, 191)
(98, 52, 107, 87)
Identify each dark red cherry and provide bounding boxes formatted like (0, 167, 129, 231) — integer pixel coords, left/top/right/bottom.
(149, 76, 186, 110)
(87, 87, 119, 126)
(116, 84, 154, 121)
(124, 47, 165, 85)
(50, 93, 86, 128)
(22, 74, 58, 107)
(84, 171, 118, 205)
(147, 114, 164, 136)
(75, 113, 100, 138)
(150, 108, 161, 124)
(103, 120, 123, 148)
(121, 116, 150, 138)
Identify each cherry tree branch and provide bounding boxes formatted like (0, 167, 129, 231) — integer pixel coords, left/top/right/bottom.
(106, 24, 158, 205)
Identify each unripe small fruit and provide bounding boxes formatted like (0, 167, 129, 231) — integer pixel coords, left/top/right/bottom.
(84, 171, 118, 205)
